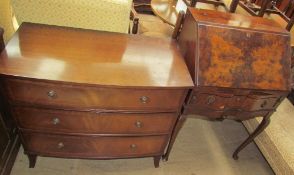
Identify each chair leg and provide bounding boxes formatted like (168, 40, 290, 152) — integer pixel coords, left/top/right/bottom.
(286, 14, 294, 31)
(0, 27, 4, 51)
(229, 0, 240, 12)
(132, 17, 139, 34)
(191, 0, 198, 7)
(172, 11, 185, 39)
(257, 0, 272, 16)
(130, 3, 139, 34)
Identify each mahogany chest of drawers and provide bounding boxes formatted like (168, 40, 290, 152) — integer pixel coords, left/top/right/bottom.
(165, 8, 292, 160)
(0, 23, 193, 168)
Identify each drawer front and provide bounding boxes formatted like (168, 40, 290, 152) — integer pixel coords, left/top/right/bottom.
(188, 91, 280, 111)
(13, 107, 177, 135)
(184, 105, 270, 120)
(22, 132, 167, 158)
(183, 106, 223, 119)
(242, 96, 279, 111)
(229, 110, 270, 120)
(5, 79, 186, 111)
(188, 92, 243, 110)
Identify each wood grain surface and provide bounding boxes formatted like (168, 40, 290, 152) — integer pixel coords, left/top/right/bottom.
(0, 23, 193, 88)
(180, 8, 291, 91)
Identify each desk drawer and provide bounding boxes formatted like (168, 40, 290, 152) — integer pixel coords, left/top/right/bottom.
(188, 91, 280, 111)
(242, 96, 279, 111)
(188, 92, 243, 110)
(22, 132, 167, 158)
(183, 106, 223, 119)
(13, 107, 177, 135)
(183, 105, 271, 120)
(4, 78, 185, 111)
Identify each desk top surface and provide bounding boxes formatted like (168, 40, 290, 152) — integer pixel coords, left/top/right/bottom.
(0, 23, 193, 88)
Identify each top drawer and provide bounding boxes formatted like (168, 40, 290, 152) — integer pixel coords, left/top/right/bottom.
(187, 90, 281, 111)
(4, 78, 186, 111)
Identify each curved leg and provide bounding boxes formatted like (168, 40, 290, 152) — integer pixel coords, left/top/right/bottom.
(27, 154, 37, 168)
(162, 114, 187, 161)
(232, 113, 271, 160)
(153, 156, 161, 168)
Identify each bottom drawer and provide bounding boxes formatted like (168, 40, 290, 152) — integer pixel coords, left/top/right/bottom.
(21, 132, 167, 158)
(183, 106, 223, 119)
(228, 110, 270, 120)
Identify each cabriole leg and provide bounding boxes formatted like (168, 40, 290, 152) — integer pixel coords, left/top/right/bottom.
(233, 113, 271, 160)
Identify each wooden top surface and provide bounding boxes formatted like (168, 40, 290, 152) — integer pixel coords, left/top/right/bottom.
(189, 8, 289, 34)
(0, 23, 193, 88)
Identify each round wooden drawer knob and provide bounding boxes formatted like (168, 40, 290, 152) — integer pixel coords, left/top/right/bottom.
(260, 100, 267, 108)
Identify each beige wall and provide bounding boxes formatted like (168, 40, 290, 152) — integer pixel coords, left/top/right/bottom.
(0, 0, 15, 43)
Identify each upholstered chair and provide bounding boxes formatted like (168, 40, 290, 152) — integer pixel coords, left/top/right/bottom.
(0, 0, 15, 42)
(11, 0, 138, 34)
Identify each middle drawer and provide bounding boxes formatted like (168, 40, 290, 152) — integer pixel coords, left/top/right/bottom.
(12, 107, 177, 135)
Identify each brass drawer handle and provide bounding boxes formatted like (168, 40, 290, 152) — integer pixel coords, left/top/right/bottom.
(47, 90, 57, 98)
(135, 121, 142, 128)
(260, 100, 267, 108)
(52, 118, 60, 125)
(130, 144, 137, 150)
(140, 96, 149, 104)
(57, 142, 64, 149)
(207, 95, 216, 105)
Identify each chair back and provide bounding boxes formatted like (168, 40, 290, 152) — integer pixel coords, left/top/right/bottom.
(11, 0, 132, 33)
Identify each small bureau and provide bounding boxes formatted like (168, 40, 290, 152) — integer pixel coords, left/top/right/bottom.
(0, 23, 193, 168)
(164, 8, 291, 161)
